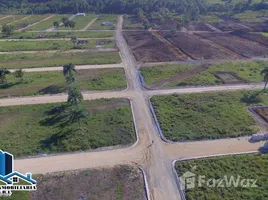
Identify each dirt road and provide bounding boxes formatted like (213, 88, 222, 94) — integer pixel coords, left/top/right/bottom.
(4, 15, 265, 200)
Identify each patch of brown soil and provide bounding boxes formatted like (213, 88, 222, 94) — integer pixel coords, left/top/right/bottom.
(30, 165, 147, 200)
(251, 107, 268, 123)
(231, 32, 268, 46)
(196, 32, 268, 58)
(159, 31, 240, 60)
(123, 31, 180, 62)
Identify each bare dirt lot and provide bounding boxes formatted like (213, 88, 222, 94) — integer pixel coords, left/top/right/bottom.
(123, 31, 179, 62)
(31, 165, 147, 200)
(231, 32, 268, 46)
(196, 32, 268, 58)
(159, 31, 240, 60)
(251, 107, 268, 123)
(240, 22, 268, 32)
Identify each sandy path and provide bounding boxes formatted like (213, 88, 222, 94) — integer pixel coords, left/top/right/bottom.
(9, 63, 123, 72)
(2, 15, 264, 200)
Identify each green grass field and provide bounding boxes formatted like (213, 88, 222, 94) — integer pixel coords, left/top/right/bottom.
(0, 98, 135, 158)
(0, 68, 126, 98)
(141, 62, 266, 87)
(0, 39, 116, 51)
(26, 15, 69, 31)
(57, 14, 96, 30)
(123, 15, 143, 29)
(176, 153, 268, 200)
(12, 15, 51, 30)
(0, 15, 26, 26)
(0, 51, 121, 69)
(151, 90, 268, 141)
(233, 10, 268, 22)
(89, 14, 118, 30)
(0, 31, 114, 39)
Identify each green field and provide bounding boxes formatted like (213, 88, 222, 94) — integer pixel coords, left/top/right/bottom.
(0, 39, 116, 51)
(233, 10, 268, 22)
(176, 153, 268, 200)
(0, 15, 26, 26)
(0, 51, 121, 69)
(141, 62, 266, 87)
(12, 15, 51, 30)
(57, 14, 96, 30)
(0, 31, 114, 39)
(89, 14, 118, 30)
(123, 15, 143, 29)
(26, 15, 69, 31)
(151, 90, 268, 141)
(262, 32, 268, 37)
(0, 98, 135, 158)
(0, 68, 126, 98)
(201, 14, 222, 23)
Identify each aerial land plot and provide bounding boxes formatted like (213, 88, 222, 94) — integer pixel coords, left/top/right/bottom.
(0, 51, 121, 69)
(201, 14, 222, 23)
(0, 68, 126, 98)
(231, 32, 268, 46)
(212, 21, 251, 31)
(0, 15, 27, 26)
(159, 31, 239, 60)
(239, 21, 268, 32)
(0, 31, 114, 39)
(123, 15, 143, 30)
(89, 14, 118, 30)
(0, 99, 136, 157)
(141, 61, 266, 88)
(57, 14, 97, 30)
(26, 15, 69, 31)
(123, 31, 179, 62)
(196, 32, 268, 58)
(14, 165, 147, 200)
(233, 10, 268, 23)
(12, 15, 51, 30)
(0, 39, 116, 52)
(184, 23, 213, 31)
(150, 91, 268, 141)
(175, 154, 268, 200)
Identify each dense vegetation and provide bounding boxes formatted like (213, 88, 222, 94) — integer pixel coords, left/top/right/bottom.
(0, 99, 136, 157)
(1, 0, 267, 15)
(151, 91, 268, 141)
(176, 153, 268, 200)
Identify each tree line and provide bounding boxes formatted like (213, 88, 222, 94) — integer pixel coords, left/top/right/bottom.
(0, 0, 267, 15)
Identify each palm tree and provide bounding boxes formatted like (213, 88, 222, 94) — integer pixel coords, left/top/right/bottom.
(261, 67, 268, 91)
(0, 68, 11, 84)
(67, 85, 83, 107)
(63, 63, 76, 84)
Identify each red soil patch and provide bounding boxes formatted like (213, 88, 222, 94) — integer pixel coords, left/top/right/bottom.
(123, 31, 179, 62)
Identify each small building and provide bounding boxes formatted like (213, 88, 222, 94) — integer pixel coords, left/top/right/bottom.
(101, 22, 114, 26)
(76, 13, 86, 17)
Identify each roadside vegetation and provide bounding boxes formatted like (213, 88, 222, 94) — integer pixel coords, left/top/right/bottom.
(141, 62, 267, 87)
(0, 68, 126, 98)
(151, 90, 268, 141)
(0, 31, 114, 39)
(0, 51, 121, 69)
(0, 39, 116, 51)
(176, 153, 268, 200)
(0, 98, 135, 157)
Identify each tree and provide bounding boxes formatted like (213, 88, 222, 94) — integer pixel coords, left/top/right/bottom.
(261, 67, 268, 91)
(61, 16, 68, 24)
(67, 106, 89, 127)
(0, 68, 11, 84)
(53, 21, 59, 28)
(71, 36, 77, 44)
(63, 63, 76, 84)
(67, 85, 83, 107)
(13, 69, 24, 82)
(2, 24, 15, 36)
